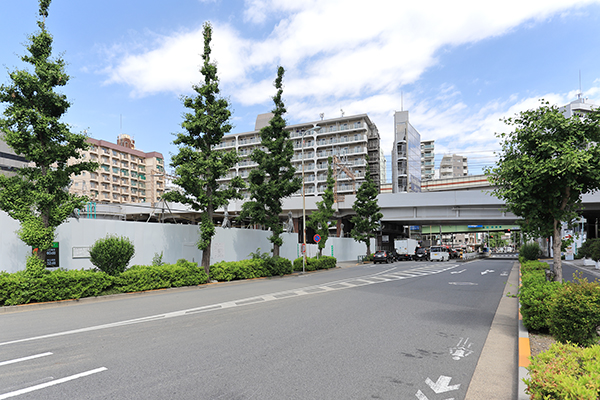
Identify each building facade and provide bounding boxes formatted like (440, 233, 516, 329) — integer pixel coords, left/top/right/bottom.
(420, 139, 435, 181)
(559, 95, 596, 118)
(391, 111, 421, 192)
(0, 134, 28, 176)
(217, 113, 382, 200)
(439, 154, 468, 179)
(70, 134, 165, 205)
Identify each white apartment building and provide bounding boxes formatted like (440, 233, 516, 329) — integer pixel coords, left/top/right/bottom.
(559, 95, 596, 118)
(217, 113, 382, 199)
(70, 134, 165, 205)
(439, 154, 468, 179)
(0, 134, 28, 177)
(421, 140, 435, 181)
(391, 111, 421, 193)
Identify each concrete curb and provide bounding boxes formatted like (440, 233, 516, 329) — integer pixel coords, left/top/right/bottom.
(517, 266, 530, 400)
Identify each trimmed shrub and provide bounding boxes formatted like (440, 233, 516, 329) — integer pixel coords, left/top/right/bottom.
(89, 235, 135, 276)
(210, 260, 262, 282)
(549, 276, 600, 347)
(524, 342, 600, 400)
(115, 262, 208, 292)
(265, 257, 292, 276)
(519, 260, 562, 332)
(293, 256, 337, 271)
(0, 267, 114, 306)
(520, 242, 542, 261)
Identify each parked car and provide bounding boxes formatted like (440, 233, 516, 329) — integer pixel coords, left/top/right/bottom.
(429, 246, 449, 261)
(373, 250, 393, 264)
(414, 247, 429, 261)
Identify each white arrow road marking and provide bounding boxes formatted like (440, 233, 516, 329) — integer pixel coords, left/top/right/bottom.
(481, 269, 495, 275)
(415, 390, 429, 400)
(426, 375, 460, 394)
(500, 271, 509, 276)
(450, 269, 466, 274)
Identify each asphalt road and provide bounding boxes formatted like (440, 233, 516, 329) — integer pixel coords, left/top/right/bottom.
(0, 258, 515, 399)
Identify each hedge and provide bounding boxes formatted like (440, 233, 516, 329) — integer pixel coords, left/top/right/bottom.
(525, 342, 600, 400)
(293, 256, 337, 271)
(114, 260, 209, 292)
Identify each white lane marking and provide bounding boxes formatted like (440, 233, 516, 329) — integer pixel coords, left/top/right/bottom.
(448, 282, 478, 286)
(481, 269, 495, 275)
(426, 375, 460, 394)
(0, 367, 107, 399)
(0, 352, 53, 367)
(415, 390, 429, 400)
(500, 271, 509, 276)
(0, 265, 456, 347)
(450, 269, 466, 274)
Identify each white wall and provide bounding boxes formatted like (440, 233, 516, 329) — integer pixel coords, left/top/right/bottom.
(1, 211, 373, 273)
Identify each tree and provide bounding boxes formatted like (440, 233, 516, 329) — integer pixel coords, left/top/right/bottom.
(307, 157, 336, 256)
(351, 158, 383, 256)
(161, 22, 243, 278)
(0, 0, 98, 263)
(240, 66, 301, 257)
(486, 100, 600, 282)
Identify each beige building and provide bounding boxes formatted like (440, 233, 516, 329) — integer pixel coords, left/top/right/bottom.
(420, 140, 435, 181)
(218, 113, 382, 200)
(70, 134, 165, 205)
(440, 154, 468, 179)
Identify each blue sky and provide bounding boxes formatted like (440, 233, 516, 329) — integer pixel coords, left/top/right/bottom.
(2, 0, 600, 178)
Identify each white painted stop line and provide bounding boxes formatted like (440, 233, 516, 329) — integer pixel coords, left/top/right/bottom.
(0, 367, 107, 399)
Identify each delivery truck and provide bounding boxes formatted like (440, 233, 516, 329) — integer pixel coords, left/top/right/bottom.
(394, 238, 418, 261)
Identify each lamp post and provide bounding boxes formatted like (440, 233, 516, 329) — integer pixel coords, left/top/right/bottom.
(301, 125, 320, 273)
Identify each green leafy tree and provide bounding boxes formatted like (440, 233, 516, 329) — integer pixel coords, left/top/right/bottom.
(351, 158, 383, 256)
(0, 0, 98, 263)
(240, 66, 301, 257)
(486, 100, 600, 282)
(161, 22, 243, 278)
(307, 157, 335, 256)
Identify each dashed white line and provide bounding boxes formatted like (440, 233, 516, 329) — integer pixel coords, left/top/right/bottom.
(0, 367, 107, 399)
(0, 353, 53, 367)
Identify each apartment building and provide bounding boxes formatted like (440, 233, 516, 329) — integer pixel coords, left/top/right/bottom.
(421, 140, 435, 181)
(217, 113, 382, 199)
(70, 134, 165, 205)
(439, 154, 468, 179)
(391, 110, 421, 193)
(559, 95, 596, 118)
(0, 134, 28, 176)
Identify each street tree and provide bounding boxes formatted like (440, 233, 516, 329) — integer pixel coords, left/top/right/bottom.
(0, 0, 98, 263)
(486, 100, 600, 282)
(351, 158, 383, 256)
(307, 157, 336, 256)
(161, 22, 244, 278)
(240, 66, 301, 257)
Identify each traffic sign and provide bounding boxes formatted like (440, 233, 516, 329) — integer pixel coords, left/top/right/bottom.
(313, 234, 321, 243)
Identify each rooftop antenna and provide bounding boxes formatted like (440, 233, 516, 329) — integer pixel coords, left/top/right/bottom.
(319, 113, 324, 121)
(340, 108, 345, 117)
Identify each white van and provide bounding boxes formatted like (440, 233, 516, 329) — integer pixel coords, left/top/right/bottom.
(429, 246, 449, 261)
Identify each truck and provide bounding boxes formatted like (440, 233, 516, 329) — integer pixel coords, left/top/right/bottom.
(394, 238, 418, 261)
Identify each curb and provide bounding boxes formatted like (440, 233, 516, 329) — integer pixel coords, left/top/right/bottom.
(517, 267, 530, 400)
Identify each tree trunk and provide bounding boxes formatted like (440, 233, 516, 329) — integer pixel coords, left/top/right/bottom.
(366, 240, 371, 256)
(553, 219, 563, 282)
(202, 242, 211, 280)
(273, 244, 280, 258)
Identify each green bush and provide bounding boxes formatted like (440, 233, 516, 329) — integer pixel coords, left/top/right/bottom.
(293, 256, 337, 272)
(89, 235, 135, 276)
(115, 262, 208, 292)
(0, 267, 114, 306)
(519, 260, 562, 332)
(549, 276, 600, 347)
(524, 342, 600, 400)
(210, 259, 263, 282)
(520, 242, 542, 261)
(264, 257, 292, 276)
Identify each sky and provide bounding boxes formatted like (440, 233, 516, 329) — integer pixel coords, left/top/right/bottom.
(2, 0, 600, 180)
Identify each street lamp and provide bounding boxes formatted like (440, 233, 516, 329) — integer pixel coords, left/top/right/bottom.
(301, 125, 320, 273)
